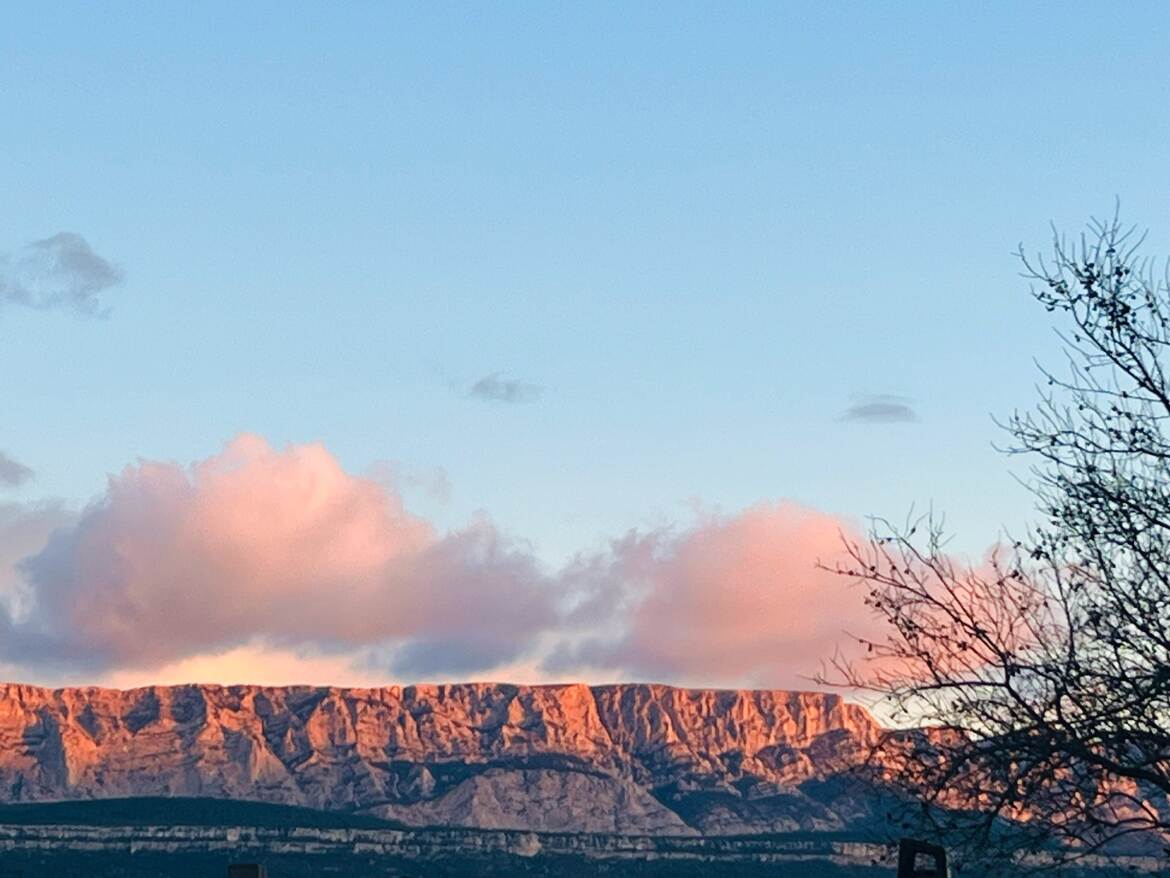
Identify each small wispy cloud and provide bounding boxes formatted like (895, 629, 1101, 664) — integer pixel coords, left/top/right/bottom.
(367, 460, 452, 504)
(840, 393, 919, 424)
(0, 232, 124, 316)
(468, 373, 543, 404)
(0, 452, 33, 489)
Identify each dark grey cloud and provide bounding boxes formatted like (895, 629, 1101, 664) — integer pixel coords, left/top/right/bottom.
(0, 232, 124, 316)
(0, 500, 74, 620)
(839, 394, 919, 424)
(468, 373, 543, 404)
(0, 452, 33, 488)
(390, 635, 530, 677)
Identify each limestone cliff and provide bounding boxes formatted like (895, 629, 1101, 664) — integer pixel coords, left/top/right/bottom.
(0, 682, 885, 835)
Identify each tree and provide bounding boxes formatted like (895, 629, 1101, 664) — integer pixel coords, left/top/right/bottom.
(828, 213, 1170, 871)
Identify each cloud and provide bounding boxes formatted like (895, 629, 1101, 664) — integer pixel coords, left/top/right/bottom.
(391, 635, 532, 677)
(0, 232, 124, 316)
(0, 435, 558, 675)
(367, 460, 452, 504)
(468, 373, 543, 404)
(0, 437, 884, 690)
(0, 501, 74, 614)
(544, 504, 885, 689)
(0, 452, 33, 489)
(840, 394, 918, 423)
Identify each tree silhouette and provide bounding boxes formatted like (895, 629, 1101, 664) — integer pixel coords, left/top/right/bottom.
(829, 212, 1170, 871)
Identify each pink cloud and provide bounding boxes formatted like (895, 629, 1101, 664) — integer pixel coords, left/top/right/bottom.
(5, 435, 556, 674)
(0, 437, 888, 689)
(546, 503, 885, 689)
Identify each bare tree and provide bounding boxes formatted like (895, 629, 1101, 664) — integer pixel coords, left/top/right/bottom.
(828, 213, 1170, 871)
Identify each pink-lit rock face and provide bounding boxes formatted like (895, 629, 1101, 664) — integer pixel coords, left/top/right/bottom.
(0, 682, 885, 835)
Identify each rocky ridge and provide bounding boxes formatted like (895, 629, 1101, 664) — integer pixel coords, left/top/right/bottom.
(0, 682, 885, 835)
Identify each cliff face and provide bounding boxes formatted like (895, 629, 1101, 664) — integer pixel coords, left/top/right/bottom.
(0, 682, 885, 835)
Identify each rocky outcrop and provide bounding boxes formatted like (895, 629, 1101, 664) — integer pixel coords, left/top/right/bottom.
(0, 682, 885, 835)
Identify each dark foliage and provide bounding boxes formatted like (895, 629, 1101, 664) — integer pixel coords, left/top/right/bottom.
(0, 797, 405, 830)
(0, 850, 898, 878)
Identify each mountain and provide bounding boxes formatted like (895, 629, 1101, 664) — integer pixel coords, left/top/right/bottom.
(0, 682, 890, 836)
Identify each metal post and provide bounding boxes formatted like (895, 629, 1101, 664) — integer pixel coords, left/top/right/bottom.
(897, 838, 948, 878)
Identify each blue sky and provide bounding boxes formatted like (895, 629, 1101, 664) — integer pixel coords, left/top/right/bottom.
(0, 3, 1169, 686)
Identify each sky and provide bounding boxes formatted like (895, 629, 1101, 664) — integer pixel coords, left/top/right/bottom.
(1, 2, 1169, 691)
